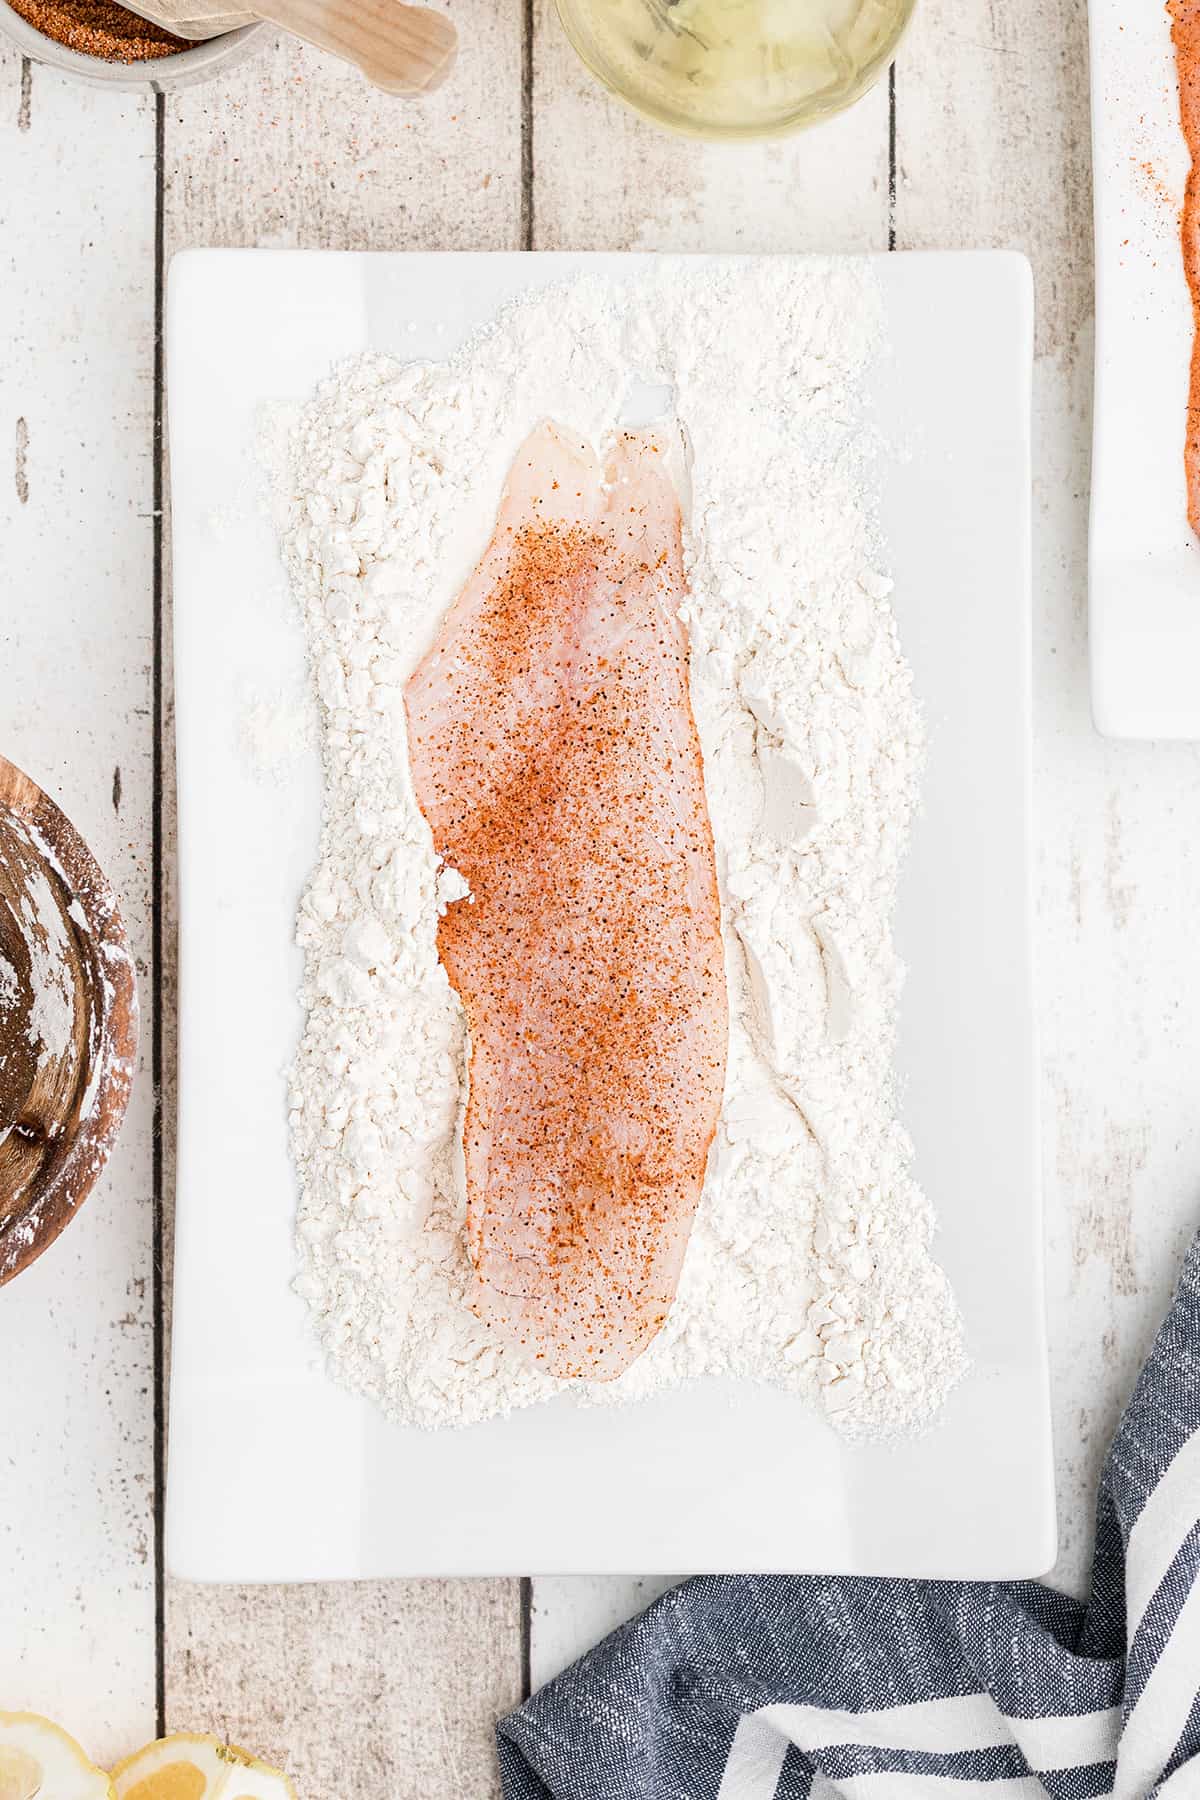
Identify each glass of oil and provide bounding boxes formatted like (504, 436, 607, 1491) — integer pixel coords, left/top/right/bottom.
(554, 0, 913, 139)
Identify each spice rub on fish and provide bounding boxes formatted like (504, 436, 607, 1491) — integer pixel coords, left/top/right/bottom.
(404, 421, 728, 1382)
(1174, 0, 1200, 535)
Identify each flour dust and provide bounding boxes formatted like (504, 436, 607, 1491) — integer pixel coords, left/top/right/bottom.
(269, 260, 968, 1439)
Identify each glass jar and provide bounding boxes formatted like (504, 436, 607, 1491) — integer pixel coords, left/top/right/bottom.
(554, 0, 914, 139)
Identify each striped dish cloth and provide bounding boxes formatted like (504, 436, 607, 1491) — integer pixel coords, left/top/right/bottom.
(496, 1231, 1200, 1799)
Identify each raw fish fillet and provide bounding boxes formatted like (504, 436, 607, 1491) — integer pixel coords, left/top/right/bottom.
(404, 421, 728, 1381)
(1174, 0, 1200, 536)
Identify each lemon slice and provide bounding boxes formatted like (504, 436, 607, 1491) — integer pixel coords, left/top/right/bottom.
(0, 1712, 114, 1800)
(110, 1736, 295, 1800)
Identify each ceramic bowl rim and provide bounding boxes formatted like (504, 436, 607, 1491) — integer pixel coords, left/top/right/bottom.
(0, 0, 264, 87)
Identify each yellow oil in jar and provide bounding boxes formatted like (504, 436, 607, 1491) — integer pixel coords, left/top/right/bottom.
(555, 0, 913, 138)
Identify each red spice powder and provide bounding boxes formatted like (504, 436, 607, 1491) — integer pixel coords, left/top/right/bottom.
(9, 0, 189, 61)
(1171, 0, 1200, 535)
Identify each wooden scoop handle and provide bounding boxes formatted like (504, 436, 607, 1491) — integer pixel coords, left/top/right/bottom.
(253, 0, 457, 93)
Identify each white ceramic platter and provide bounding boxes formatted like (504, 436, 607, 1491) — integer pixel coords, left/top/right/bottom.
(166, 250, 1049, 1581)
(1089, 0, 1200, 736)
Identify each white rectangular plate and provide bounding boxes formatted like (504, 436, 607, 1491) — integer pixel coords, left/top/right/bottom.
(1089, 0, 1200, 737)
(166, 250, 1050, 1581)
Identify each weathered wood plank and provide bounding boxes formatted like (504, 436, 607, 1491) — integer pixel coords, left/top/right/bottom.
(531, 0, 890, 251)
(0, 49, 157, 1764)
(166, 1579, 524, 1793)
(893, 0, 1200, 1595)
(160, 28, 525, 1797)
(893, 0, 1092, 355)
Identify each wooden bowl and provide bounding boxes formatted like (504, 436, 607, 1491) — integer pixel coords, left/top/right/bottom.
(0, 755, 139, 1285)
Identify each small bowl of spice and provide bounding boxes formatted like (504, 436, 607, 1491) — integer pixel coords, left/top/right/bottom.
(0, 0, 263, 89)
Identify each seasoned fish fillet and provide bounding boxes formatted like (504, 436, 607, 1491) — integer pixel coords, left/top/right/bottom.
(404, 421, 728, 1381)
(1174, 0, 1200, 535)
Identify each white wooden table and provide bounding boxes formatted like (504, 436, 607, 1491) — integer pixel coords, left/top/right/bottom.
(4, 3, 1200, 1790)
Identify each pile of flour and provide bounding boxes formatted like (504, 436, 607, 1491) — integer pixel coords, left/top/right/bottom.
(274, 259, 967, 1439)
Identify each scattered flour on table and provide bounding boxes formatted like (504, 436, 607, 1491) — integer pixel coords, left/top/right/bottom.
(269, 259, 968, 1440)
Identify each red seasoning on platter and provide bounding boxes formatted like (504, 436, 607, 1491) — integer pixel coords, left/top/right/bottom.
(404, 420, 729, 1383)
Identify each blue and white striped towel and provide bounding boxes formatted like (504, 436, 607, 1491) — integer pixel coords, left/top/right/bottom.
(497, 1230, 1200, 1799)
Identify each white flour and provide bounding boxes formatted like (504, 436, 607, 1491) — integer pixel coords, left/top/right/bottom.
(274, 260, 967, 1439)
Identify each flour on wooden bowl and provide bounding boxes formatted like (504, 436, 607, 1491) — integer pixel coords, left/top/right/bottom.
(270, 260, 968, 1439)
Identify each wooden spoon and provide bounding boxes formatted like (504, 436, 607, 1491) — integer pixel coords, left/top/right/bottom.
(255, 0, 457, 91)
(0, 755, 138, 1288)
(114, 0, 457, 90)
